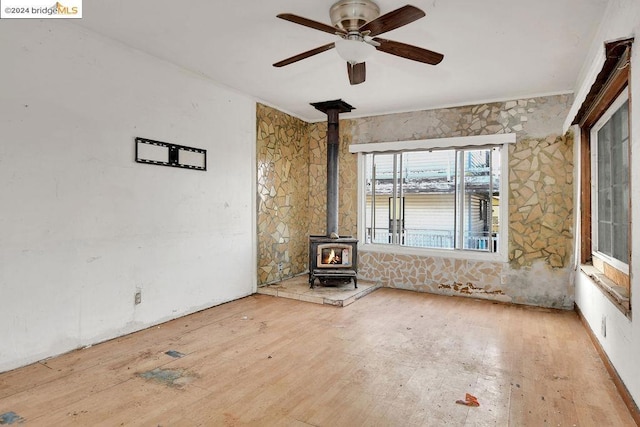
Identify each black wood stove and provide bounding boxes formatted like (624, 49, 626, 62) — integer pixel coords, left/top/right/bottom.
(308, 99, 358, 289)
(309, 235, 358, 288)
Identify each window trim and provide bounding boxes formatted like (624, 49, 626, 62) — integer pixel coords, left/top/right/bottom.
(353, 134, 513, 263)
(349, 133, 516, 154)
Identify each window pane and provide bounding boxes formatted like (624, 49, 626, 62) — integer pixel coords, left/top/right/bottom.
(491, 148, 501, 252)
(462, 150, 493, 251)
(597, 123, 611, 188)
(362, 144, 503, 254)
(612, 184, 628, 261)
(612, 100, 630, 262)
(613, 224, 628, 262)
(620, 101, 629, 141)
(594, 99, 629, 265)
(365, 154, 396, 244)
(598, 220, 612, 255)
(598, 188, 611, 222)
(612, 185, 628, 223)
(402, 151, 455, 249)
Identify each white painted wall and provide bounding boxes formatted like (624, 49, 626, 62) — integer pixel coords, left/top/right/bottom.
(570, 0, 640, 407)
(0, 20, 256, 372)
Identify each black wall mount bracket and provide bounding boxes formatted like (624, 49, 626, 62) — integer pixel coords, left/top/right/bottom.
(135, 137, 207, 171)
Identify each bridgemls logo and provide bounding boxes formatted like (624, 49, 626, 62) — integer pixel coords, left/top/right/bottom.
(1, 0, 82, 18)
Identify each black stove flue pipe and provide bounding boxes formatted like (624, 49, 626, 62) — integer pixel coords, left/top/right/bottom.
(310, 99, 354, 238)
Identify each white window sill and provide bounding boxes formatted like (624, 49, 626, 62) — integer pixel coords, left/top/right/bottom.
(359, 242, 507, 263)
(580, 264, 631, 317)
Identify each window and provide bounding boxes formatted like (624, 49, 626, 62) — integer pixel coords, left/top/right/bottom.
(573, 37, 632, 314)
(591, 92, 629, 272)
(351, 134, 513, 260)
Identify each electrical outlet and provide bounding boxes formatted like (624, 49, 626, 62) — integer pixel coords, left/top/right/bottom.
(601, 315, 607, 338)
(278, 262, 283, 272)
(134, 290, 142, 305)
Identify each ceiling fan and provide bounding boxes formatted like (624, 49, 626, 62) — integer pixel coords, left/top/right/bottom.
(273, 0, 444, 85)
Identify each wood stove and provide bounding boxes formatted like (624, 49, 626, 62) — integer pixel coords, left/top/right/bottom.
(308, 99, 358, 289)
(309, 235, 358, 288)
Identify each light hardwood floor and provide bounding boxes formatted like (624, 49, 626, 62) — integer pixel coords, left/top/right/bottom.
(0, 288, 636, 426)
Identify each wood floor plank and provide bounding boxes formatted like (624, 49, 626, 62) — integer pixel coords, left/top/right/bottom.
(0, 289, 636, 426)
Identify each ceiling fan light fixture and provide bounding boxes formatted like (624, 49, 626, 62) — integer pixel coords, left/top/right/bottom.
(335, 37, 375, 64)
(274, 3, 443, 85)
(330, 0, 380, 31)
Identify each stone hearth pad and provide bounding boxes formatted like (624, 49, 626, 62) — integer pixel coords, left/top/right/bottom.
(257, 275, 380, 307)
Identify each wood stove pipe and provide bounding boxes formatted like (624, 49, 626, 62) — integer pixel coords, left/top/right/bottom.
(310, 99, 355, 238)
(326, 108, 339, 238)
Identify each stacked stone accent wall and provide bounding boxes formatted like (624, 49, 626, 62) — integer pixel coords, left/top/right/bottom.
(256, 104, 310, 285)
(307, 120, 358, 238)
(351, 96, 572, 143)
(358, 252, 508, 302)
(509, 134, 574, 269)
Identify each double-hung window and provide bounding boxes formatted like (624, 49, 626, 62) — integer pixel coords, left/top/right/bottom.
(351, 134, 513, 261)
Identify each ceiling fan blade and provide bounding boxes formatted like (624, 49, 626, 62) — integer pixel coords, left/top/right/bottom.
(347, 62, 366, 85)
(373, 38, 443, 65)
(277, 13, 345, 35)
(359, 5, 425, 37)
(273, 43, 336, 67)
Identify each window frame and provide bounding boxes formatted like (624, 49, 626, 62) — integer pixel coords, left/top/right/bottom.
(351, 134, 513, 263)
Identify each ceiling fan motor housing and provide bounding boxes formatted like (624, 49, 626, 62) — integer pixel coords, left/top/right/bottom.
(330, 0, 380, 31)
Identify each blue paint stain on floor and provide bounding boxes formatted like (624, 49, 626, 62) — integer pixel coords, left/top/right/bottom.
(0, 411, 25, 425)
(139, 368, 183, 386)
(139, 367, 197, 388)
(165, 350, 185, 358)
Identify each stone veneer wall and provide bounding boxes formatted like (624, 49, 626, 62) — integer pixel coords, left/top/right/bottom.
(350, 95, 576, 309)
(256, 104, 310, 285)
(307, 120, 358, 238)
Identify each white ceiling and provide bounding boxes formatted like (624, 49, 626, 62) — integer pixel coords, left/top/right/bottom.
(77, 0, 608, 122)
